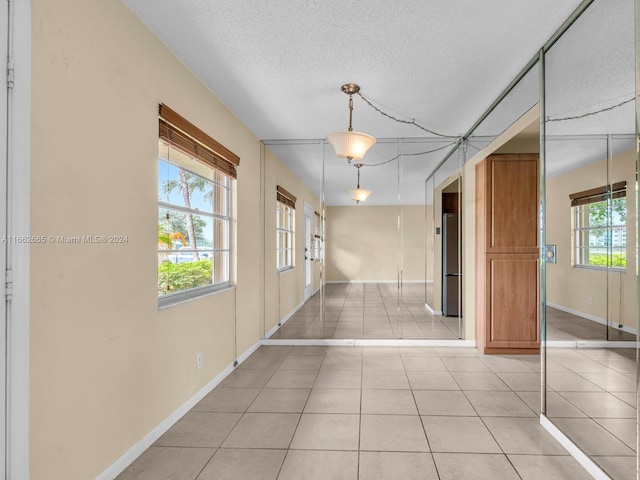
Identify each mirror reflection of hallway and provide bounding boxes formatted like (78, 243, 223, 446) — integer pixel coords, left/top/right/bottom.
(270, 280, 462, 340)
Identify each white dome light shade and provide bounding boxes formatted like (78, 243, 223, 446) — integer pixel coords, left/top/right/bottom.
(326, 131, 376, 161)
(348, 187, 372, 204)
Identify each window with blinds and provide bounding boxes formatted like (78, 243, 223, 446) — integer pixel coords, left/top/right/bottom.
(570, 182, 626, 270)
(277, 186, 296, 271)
(157, 105, 239, 305)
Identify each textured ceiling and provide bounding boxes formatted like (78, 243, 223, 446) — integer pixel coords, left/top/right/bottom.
(122, 0, 633, 205)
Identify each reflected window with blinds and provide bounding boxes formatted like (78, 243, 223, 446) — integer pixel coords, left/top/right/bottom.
(570, 182, 627, 270)
(277, 186, 296, 271)
(157, 104, 239, 305)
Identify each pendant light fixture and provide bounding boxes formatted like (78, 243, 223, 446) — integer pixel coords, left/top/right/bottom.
(347, 163, 371, 204)
(326, 84, 376, 162)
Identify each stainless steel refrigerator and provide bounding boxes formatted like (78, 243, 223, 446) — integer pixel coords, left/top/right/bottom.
(442, 212, 462, 317)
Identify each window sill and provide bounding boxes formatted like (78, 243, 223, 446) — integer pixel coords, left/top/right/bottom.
(158, 283, 235, 310)
(277, 266, 295, 274)
(573, 265, 627, 274)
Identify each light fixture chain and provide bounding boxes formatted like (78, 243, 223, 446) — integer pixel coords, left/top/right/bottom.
(348, 95, 354, 132)
(361, 140, 458, 167)
(545, 95, 635, 122)
(357, 92, 456, 138)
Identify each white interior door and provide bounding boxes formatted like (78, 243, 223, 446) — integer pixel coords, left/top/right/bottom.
(304, 204, 313, 300)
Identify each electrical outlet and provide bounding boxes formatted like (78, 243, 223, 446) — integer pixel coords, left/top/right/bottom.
(288, 295, 292, 304)
(588, 296, 593, 305)
(196, 353, 203, 370)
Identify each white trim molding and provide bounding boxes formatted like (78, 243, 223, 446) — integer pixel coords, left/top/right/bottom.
(424, 303, 443, 315)
(547, 302, 638, 336)
(324, 280, 430, 284)
(96, 331, 475, 479)
(8, 0, 31, 478)
(264, 286, 320, 339)
(546, 340, 638, 349)
(540, 415, 612, 480)
(96, 338, 262, 480)
(262, 338, 476, 347)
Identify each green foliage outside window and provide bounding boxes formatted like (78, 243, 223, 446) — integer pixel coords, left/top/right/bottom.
(574, 196, 627, 269)
(158, 259, 213, 295)
(583, 198, 626, 237)
(586, 253, 626, 268)
(158, 151, 231, 298)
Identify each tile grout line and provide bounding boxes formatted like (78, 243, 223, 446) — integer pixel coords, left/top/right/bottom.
(445, 357, 526, 477)
(272, 348, 325, 480)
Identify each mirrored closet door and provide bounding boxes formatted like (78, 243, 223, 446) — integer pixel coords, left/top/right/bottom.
(541, 1, 638, 478)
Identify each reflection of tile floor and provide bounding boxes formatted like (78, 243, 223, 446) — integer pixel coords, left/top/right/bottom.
(269, 283, 636, 342)
(270, 283, 462, 340)
(118, 346, 594, 480)
(546, 307, 636, 342)
(546, 347, 637, 480)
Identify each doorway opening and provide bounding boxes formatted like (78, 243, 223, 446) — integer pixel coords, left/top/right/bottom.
(442, 181, 462, 317)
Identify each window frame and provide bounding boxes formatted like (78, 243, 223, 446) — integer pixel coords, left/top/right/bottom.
(570, 183, 627, 272)
(158, 105, 238, 308)
(314, 211, 323, 262)
(277, 200, 295, 272)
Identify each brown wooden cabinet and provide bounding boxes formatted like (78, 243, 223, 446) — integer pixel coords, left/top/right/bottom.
(476, 154, 539, 354)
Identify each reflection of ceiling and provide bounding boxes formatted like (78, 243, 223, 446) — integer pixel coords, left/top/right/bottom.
(123, 0, 632, 205)
(544, 0, 635, 137)
(546, 135, 635, 179)
(267, 138, 455, 205)
(489, 122, 635, 180)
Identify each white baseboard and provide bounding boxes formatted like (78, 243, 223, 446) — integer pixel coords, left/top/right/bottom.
(546, 340, 638, 349)
(264, 287, 322, 339)
(424, 303, 443, 315)
(235, 339, 263, 365)
(324, 280, 397, 284)
(96, 329, 475, 479)
(544, 340, 579, 348)
(324, 280, 430, 284)
(264, 322, 282, 339)
(540, 415, 612, 480)
(263, 338, 357, 346)
(282, 300, 305, 324)
(308, 285, 321, 298)
(94, 338, 262, 480)
(547, 302, 637, 336)
(261, 338, 476, 347)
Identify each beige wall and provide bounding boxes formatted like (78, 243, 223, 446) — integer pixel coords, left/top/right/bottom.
(30, 1, 317, 478)
(546, 149, 637, 330)
(325, 205, 430, 282)
(462, 163, 477, 340)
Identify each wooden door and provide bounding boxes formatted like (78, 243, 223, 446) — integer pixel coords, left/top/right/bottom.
(476, 154, 540, 354)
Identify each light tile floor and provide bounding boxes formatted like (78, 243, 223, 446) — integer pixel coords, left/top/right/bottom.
(546, 347, 637, 479)
(270, 283, 462, 340)
(117, 345, 597, 480)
